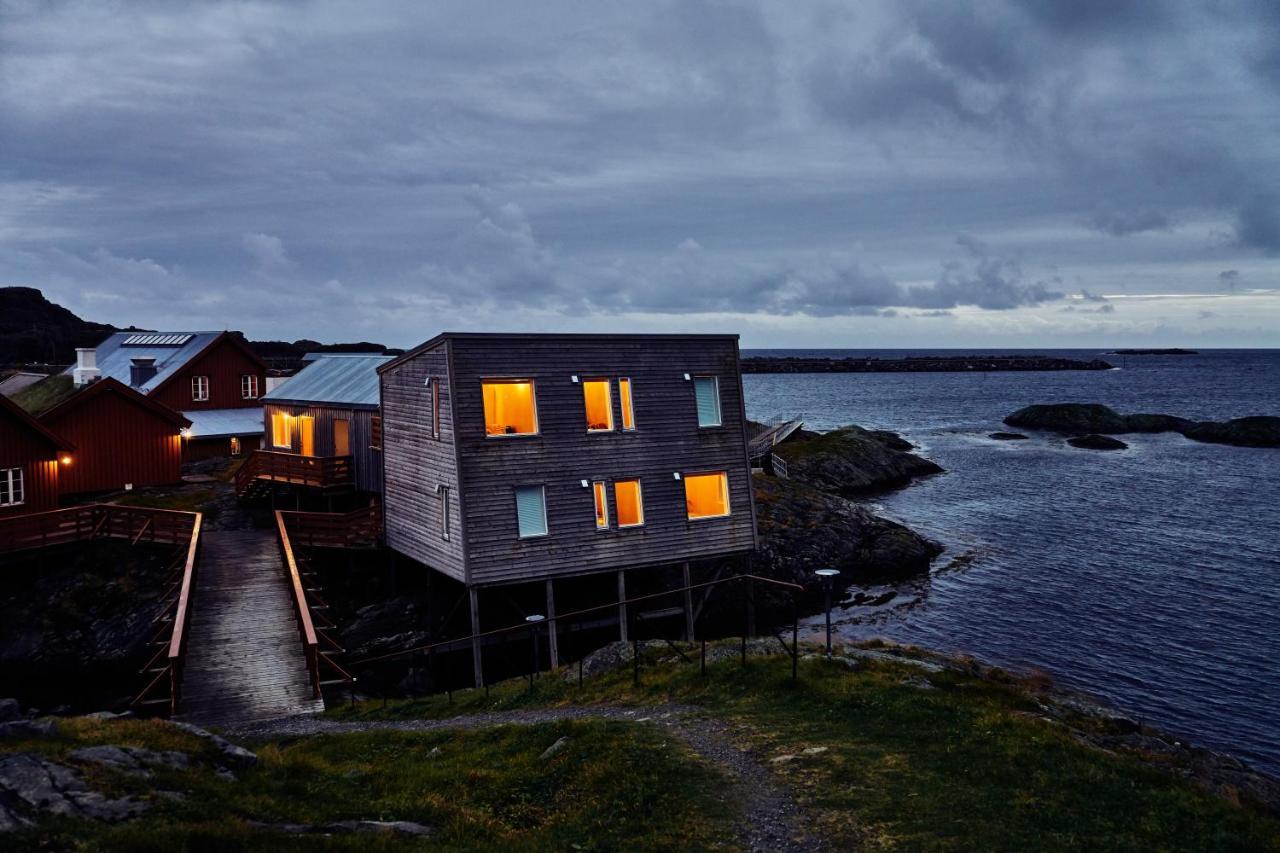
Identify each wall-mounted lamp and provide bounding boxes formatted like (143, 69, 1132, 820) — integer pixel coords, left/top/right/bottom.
(180, 427, 192, 439)
(571, 375, 580, 383)
(580, 479, 590, 488)
(682, 373, 691, 381)
(433, 483, 444, 494)
(59, 455, 72, 466)
(672, 472, 681, 480)
(423, 377, 432, 387)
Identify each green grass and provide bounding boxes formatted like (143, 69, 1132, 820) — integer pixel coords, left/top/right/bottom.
(1, 715, 735, 851)
(10, 374, 76, 416)
(334, 645, 1280, 852)
(112, 487, 217, 514)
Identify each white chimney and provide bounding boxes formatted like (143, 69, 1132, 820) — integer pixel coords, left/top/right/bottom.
(73, 347, 100, 387)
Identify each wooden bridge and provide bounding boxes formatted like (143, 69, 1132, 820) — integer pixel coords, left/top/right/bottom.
(234, 449, 354, 500)
(748, 419, 803, 478)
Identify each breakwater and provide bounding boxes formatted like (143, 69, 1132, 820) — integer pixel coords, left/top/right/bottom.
(741, 354, 1113, 373)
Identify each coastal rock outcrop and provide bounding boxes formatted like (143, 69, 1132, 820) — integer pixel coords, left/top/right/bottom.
(773, 425, 943, 495)
(1005, 404, 1280, 448)
(1067, 434, 1128, 451)
(989, 432, 1028, 440)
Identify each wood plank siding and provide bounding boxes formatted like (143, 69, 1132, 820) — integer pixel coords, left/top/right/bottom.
(380, 341, 466, 580)
(261, 403, 383, 493)
(150, 334, 267, 413)
(380, 334, 757, 587)
(0, 397, 65, 517)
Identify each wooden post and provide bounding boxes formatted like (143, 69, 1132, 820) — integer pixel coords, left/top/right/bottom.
(617, 570, 628, 643)
(545, 579, 559, 668)
(469, 586, 484, 689)
(682, 561, 695, 642)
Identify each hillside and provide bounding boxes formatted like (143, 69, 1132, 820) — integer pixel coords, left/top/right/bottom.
(0, 287, 120, 367)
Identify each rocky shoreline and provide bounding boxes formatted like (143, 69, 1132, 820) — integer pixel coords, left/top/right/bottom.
(1005, 403, 1280, 448)
(742, 354, 1113, 373)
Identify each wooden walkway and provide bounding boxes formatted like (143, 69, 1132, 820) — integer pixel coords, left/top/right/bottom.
(176, 529, 324, 726)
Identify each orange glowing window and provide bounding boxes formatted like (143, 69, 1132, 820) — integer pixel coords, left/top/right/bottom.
(593, 481, 609, 528)
(685, 472, 730, 520)
(619, 378, 635, 430)
(271, 412, 292, 448)
(583, 379, 613, 431)
(614, 479, 644, 527)
(483, 380, 538, 436)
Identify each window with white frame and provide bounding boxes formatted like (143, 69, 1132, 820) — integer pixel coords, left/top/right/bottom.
(514, 485, 548, 538)
(440, 485, 451, 540)
(431, 380, 441, 440)
(0, 467, 24, 507)
(241, 374, 259, 399)
(693, 376, 721, 427)
(191, 375, 210, 402)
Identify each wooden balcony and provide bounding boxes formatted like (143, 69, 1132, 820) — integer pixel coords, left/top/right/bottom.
(235, 450, 354, 498)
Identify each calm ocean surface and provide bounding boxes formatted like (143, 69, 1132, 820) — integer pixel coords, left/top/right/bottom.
(742, 349, 1280, 774)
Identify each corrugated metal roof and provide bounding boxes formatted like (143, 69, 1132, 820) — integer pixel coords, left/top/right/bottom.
(262, 354, 391, 408)
(62, 331, 223, 393)
(184, 407, 265, 439)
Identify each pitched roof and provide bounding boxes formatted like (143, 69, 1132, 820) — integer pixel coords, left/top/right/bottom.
(61, 330, 264, 395)
(263, 354, 391, 408)
(11, 374, 78, 417)
(0, 372, 47, 398)
(37, 377, 191, 429)
(183, 407, 264, 439)
(0, 392, 75, 452)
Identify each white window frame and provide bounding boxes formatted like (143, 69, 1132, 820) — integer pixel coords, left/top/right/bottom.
(482, 378, 540, 438)
(684, 470, 732, 521)
(0, 467, 24, 507)
(619, 377, 636, 431)
(241, 374, 259, 399)
(592, 480, 609, 529)
(693, 376, 721, 427)
(614, 478, 645, 528)
(431, 380, 441, 440)
(582, 378, 615, 433)
(440, 485, 451, 541)
(514, 484, 549, 539)
(191, 375, 210, 402)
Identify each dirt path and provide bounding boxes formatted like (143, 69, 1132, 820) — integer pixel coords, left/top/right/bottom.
(228, 705, 819, 852)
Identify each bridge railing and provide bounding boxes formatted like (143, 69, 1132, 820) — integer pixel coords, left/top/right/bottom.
(236, 450, 354, 495)
(278, 502, 381, 549)
(0, 504, 199, 554)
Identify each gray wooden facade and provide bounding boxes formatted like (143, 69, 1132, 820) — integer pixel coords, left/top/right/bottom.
(261, 402, 383, 494)
(379, 333, 758, 588)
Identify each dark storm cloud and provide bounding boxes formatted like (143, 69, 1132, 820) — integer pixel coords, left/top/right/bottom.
(0, 1, 1276, 345)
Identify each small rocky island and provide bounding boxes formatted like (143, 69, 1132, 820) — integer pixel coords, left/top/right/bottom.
(1005, 404, 1280, 448)
(742, 354, 1113, 373)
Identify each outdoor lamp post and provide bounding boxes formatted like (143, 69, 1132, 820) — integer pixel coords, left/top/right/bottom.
(526, 614, 546, 683)
(815, 569, 841, 656)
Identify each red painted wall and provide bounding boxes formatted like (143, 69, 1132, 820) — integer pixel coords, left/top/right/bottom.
(0, 411, 61, 517)
(41, 392, 184, 494)
(151, 336, 266, 412)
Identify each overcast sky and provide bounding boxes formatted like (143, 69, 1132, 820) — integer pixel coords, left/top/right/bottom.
(2, 1, 1278, 348)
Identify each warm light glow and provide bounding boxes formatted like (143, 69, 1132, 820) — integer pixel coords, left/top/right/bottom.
(593, 481, 608, 528)
(583, 380, 613, 431)
(60, 455, 72, 466)
(483, 381, 538, 436)
(271, 412, 292, 448)
(685, 472, 730, 519)
(614, 479, 644, 527)
(619, 378, 635, 430)
(298, 415, 315, 457)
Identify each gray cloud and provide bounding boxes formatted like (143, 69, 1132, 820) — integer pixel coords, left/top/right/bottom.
(1086, 208, 1173, 238)
(1234, 195, 1280, 254)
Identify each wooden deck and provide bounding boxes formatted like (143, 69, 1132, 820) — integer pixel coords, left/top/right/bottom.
(176, 529, 324, 726)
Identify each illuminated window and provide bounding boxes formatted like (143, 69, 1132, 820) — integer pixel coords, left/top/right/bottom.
(271, 412, 292, 448)
(241, 374, 259, 399)
(230, 436, 242, 456)
(693, 376, 720, 427)
(614, 479, 644, 527)
(583, 379, 613, 431)
(515, 485, 548, 538)
(483, 380, 538, 436)
(0, 467, 23, 507)
(593, 481, 609, 529)
(619, 378, 635, 430)
(684, 472, 730, 519)
(191, 375, 210, 402)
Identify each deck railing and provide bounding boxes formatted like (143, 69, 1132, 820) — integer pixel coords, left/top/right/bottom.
(235, 450, 354, 496)
(132, 513, 203, 715)
(278, 503, 381, 548)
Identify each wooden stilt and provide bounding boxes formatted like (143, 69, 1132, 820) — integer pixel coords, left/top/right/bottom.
(745, 554, 756, 638)
(469, 586, 484, 689)
(545, 579, 559, 668)
(682, 561, 695, 642)
(617, 570, 628, 643)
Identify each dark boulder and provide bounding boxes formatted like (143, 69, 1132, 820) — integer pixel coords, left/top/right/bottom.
(1067, 434, 1128, 451)
(1005, 403, 1128, 433)
(1182, 416, 1280, 448)
(1123, 413, 1194, 433)
(989, 432, 1028, 441)
(775, 425, 943, 496)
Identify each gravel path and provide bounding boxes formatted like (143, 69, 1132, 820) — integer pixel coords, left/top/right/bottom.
(228, 705, 818, 852)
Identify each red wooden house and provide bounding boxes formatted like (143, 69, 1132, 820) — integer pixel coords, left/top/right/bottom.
(37, 378, 190, 495)
(0, 393, 72, 518)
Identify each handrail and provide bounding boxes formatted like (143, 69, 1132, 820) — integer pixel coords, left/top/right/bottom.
(164, 513, 202, 715)
(0, 504, 199, 554)
(352, 572, 803, 667)
(277, 503, 381, 548)
(237, 450, 354, 495)
(275, 510, 321, 698)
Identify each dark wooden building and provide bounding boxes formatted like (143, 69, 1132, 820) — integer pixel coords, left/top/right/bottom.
(379, 332, 758, 587)
(36, 378, 189, 495)
(260, 354, 391, 494)
(0, 393, 72, 518)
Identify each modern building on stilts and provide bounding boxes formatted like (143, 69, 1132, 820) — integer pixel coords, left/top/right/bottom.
(377, 333, 759, 686)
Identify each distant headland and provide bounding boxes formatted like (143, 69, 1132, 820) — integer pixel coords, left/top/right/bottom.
(1111, 348, 1198, 355)
(741, 354, 1114, 374)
